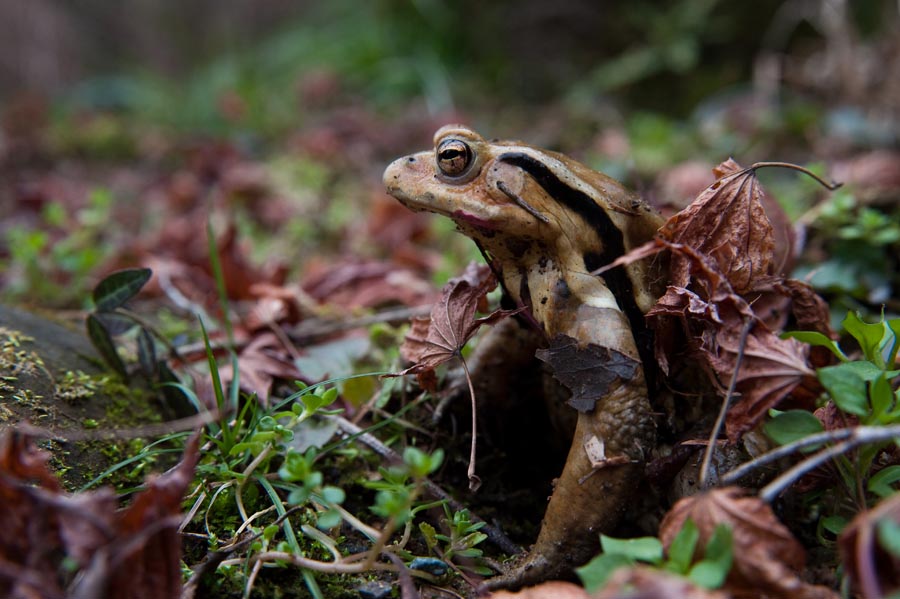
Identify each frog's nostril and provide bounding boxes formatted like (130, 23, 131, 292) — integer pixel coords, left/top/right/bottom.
(407, 156, 416, 163)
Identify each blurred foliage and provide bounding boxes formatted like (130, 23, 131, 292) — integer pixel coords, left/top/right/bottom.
(2, 189, 116, 306)
(49, 0, 815, 136)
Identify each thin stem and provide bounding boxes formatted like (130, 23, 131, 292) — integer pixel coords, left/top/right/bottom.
(719, 423, 900, 502)
(700, 317, 754, 487)
(250, 551, 435, 579)
(459, 357, 482, 492)
(748, 161, 843, 191)
(236, 445, 273, 523)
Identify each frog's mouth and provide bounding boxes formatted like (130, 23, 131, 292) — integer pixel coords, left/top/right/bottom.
(450, 210, 500, 231)
(387, 188, 500, 232)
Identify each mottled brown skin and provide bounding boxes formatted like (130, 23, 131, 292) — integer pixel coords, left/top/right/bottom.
(384, 126, 665, 590)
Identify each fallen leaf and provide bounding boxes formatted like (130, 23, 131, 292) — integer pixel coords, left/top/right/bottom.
(647, 245, 817, 440)
(660, 159, 777, 294)
(0, 431, 199, 599)
(488, 581, 590, 599)
(232, 332, 305, 404)
(839, 491, 900, 599)
(660, 487, 838, 599)
(701, 301, 818, 441)
(302, 258, 437, 309)
(396, 262, 521, 375)
(535, 335, 641, 413)
(594, 566, 728, 599)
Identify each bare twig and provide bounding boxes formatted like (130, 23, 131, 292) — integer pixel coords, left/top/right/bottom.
(236, 445, 273, 523)
(699, 317, 755, 487)
(246, 550, 437, 580)
(718, 423, 900, 502)
(459, 357, 481, 492)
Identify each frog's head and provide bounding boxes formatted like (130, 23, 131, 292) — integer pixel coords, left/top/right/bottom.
(384, 125, 565, 245)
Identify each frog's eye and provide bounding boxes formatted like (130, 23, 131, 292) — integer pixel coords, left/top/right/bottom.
(436, 138, 474, 177)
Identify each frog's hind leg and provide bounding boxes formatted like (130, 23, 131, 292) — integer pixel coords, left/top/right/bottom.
(480, 377, 655, 592)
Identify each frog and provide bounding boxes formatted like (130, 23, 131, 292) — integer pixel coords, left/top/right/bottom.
(383, 125, 666, 590)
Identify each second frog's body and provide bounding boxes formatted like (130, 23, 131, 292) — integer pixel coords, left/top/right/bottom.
(384, 126, 665, 589)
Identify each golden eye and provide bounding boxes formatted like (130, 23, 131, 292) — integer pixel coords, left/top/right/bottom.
(436, 138, 473, 177)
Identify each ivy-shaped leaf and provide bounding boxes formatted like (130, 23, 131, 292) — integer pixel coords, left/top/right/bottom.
(92, 268, 152, 312)
(86, 314, 127, 379)
(137, 328, 156, 378)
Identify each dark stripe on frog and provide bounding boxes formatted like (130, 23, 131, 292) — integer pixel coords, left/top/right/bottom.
(496, 152, 646, 334)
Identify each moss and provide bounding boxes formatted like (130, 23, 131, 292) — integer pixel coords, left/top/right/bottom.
(0, 326, 46, 376)
(56, 370, 114, 403)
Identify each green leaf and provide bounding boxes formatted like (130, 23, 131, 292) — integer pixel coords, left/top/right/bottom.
(316, 509, 341, 530)
(821, 515, 848, 536)
(666, 519, 699, 574)
(136, 328, 156, 378)
(92, 267, 152, 312)
(818, 364, 869, 416)
(600, 534, 663, 564)
(843, 312, 888, 366)
(868, 465, 900, 498)
(782, 331, 847, 361)
(688, 525, 732, 589)
(93, 312, 138, 336)
(842, 360, 898, 382)
(86, 314, 127, 378)
(764, 410, 824, 447)
(871, 374, 895, 422)
(688, 561, 728, 589)
(576, 553, 634, 592)
(404, 446, 444, 477)
(419, 522, 438, 551)
(877, 519, 900, 558)
(321, 485, 345, 505)
(704, 525, 733, 568)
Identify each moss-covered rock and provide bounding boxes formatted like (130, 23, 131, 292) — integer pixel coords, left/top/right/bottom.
(0, 304, 177, 490)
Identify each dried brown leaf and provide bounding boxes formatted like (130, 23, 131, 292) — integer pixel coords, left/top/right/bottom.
(594, 566, 728, 599)
(397, 262, 520, 375)
(535, 334, 641, 413)
(0, 431, 69, 598)
(660, 487, 838, 599)
(0, 431, 199, 599)
(302, 258, 437, 309)
(98, 434, 200, 599)
(703, 302, 817, 441)
(660, 159, 776, 294)
(488, 581, 590, 599)
(839, 492, 900, 599)
(646, 244, 816, 441)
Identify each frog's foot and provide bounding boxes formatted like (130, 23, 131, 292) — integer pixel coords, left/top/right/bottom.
(478, 550, 568, 594)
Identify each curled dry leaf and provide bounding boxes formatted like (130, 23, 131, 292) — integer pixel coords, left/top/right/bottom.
(302, 258, 437, 309)
(839, 491, 900, 599)
(660, 159, 777, 294)
(396, 262, 521, 377)
(0, 430, 200, 599)
(647, 245, 818, 441)
(659, 487, 838, 599)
